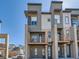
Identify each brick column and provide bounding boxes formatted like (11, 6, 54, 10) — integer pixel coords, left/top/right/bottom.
(73, 25, 78, 59)
(5, 35, 9, 59)
(45, 31, 48, 43)
(45, 45, 48, 59)
(25, 25, 30, 59)
(45, 30, 48, 59)
(64, 44, 67, 58)
(52, 25, 58, 59)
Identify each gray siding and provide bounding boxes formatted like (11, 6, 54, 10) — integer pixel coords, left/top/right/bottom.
(28, 5, 42, 31)
(28, 5, 41, 12)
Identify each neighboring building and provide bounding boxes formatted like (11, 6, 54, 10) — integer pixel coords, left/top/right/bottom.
(0, 43, 6, 59)
(9, 44, 16, 51)
(9, 46, 24, 59)
(25, 1, 79, 59)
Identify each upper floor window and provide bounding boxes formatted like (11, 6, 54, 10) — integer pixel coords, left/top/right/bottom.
(65, 16, 69, 24)
(48, 19, 50, 22)
(31, 16, 37, 25)
(48, 31, 51, 38)
(31, 35, 38, 42)
(54, 15, 60, 23)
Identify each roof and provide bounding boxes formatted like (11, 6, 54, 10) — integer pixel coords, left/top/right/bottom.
(51, 1, 63, 3)
(65, 8, 79, 10)
(28, 3, 42, 6)
(63, 10, 71, 13)
(41, 12, 51, 14)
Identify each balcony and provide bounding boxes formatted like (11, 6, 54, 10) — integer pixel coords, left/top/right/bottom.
(57, 29, 70, 44)
(28, 32, 47, 45)
(58, 58, 75, 59)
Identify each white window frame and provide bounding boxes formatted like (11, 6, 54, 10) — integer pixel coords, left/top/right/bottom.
(54, 15, 60, 23)
(65, 16, 69, 24)
(31, 16, 37, 25)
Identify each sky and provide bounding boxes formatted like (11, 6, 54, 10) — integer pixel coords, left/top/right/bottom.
(0, 0, 79, 45)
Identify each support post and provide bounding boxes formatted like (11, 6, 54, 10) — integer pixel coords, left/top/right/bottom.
(64, 44, 67, 58)
(45, 45, 48, 59)
(52, 25, 58, 59)
(5, 35, 9, 59)
(73, 25, 78, 59)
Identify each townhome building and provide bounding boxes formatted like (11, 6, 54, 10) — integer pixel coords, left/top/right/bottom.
(25, 1, 79, 59)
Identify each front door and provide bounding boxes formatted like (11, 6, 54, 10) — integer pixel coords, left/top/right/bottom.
(30, 46, 45, 59)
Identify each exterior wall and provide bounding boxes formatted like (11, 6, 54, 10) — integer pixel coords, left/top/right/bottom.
(25, 1, 79, 59)
(51, 11, 63, 28)
(63, 12, 71, 29)
(28, 4, 41, 12)
(28, 13, 41, 31)
(71, 10, 79, 15)
(28, 4, 42, 31)
(50, 2, 62, 11)
(41, 14, 51, 30)
(25, 25, 30, 59)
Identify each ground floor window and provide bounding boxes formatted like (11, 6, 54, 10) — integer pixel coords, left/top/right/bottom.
(35, 48, 37, 55)
(48, 46, 52, 59)
(58, 46, 64, 58)
(67, 44, 71, 57)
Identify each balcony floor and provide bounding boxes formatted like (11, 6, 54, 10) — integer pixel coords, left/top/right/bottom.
(28, 42, 47, 45)
(58, 40, 70, 44)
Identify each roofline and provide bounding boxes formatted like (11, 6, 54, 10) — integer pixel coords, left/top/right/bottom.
(28, 3, 42, 6)
(24, 10, 37, 17)
(71, 14, 79, 16)
(63, 10, 71, 13)
(65, 8, 79, 10)
(41, 12, 51, 14)
(51, 1, 63, 3)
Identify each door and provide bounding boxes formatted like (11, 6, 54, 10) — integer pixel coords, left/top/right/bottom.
(30, 46, 45, 59)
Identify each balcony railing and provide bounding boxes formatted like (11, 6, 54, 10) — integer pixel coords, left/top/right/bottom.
(31, 37, 45, 43)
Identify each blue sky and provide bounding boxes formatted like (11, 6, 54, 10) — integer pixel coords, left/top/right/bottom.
(0, 0, 79, 45)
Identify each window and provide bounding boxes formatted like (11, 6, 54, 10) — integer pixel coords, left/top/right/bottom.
(48, 31, 51, 38)
(31, 16, 37, 25)
(67, 44, 71, 57)
(66, 30, 69, 34)
(54, 15, 60, 23)
(48, 19, 50, 22)
(35, 48, 37, 55)
(39, 34, 42, 42)
(42, 49, 45, 56)
(65, 16, 69, 24)
(48, 47, 51, 56)
(32, 35, 38, 42)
